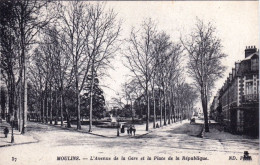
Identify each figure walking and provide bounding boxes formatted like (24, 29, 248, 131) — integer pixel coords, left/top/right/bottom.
(132, 125, 136, 136)
(4, 127, 9, 138)
(130, 125, 133, 136)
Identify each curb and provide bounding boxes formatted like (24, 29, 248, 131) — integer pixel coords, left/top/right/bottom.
(0, 140, 39, 148)
(0, 121, 40, 148)
(0, 133, 39, 148)
(132, 132, 151, 138)
(34, 122, 151, 138)
(39, 122, 116, 138)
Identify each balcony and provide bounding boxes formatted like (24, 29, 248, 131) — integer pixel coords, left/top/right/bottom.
(242, 94, 259, 102)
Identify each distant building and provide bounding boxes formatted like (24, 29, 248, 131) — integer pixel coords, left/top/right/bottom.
(216, 46, 259, 136)
(209, 94, 220, 121)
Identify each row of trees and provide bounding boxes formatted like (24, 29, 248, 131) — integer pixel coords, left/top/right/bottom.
(181, 20, 226, 132)
(0, 1, 226, 133)
(114, 80, 197, 122)
(0, 0, 51, 133)
(121, 19, 197, 131)
(122, 18, 226, 132)
(0, 1, 121, 133)
(28, 1, 121, 132)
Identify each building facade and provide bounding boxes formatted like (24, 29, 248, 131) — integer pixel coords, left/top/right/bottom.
(216, 46, 259, 137)
(209, 94, 220, 121)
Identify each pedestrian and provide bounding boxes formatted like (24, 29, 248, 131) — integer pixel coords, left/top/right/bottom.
(132, 125, 136, 136)
(130, 125, 133, 136)
(127, 127, 130, 135)
(121, 125, 125, 133)
(4, 127, 9, 138)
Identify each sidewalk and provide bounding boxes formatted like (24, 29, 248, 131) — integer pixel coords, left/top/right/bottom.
(0, 118, 188, 147)
(0, 120, 38, 148)
(203, 123, 258, 141)
(74, 119, 189, 138)
(40, 120, 154, 138)
(38, 119, 187, 138)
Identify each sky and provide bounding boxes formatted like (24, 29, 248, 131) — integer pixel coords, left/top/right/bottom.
(98, 1, 259, 109)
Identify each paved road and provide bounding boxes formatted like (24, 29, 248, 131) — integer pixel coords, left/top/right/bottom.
(0, 121, 258, 165)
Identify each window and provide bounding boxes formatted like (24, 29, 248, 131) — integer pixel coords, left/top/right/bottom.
(246, 75, 253, 80)
(246, 82, 253, 95)
(251, 57, 259, 71)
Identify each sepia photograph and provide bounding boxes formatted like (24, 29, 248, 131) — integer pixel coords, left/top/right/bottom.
(0, 1, 259, 165)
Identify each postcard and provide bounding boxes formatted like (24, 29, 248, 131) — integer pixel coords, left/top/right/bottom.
(0, 1, 259, 165)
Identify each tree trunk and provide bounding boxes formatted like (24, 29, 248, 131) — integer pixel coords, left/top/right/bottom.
(168, 93, 171, 124)
(60, 91, 63, 126)
(15, 91, 19, 129)
(76, 89, 81, 129)
(177, 106, 179, 122)
(140, 100, 142, 120)
(201, 88, 209, 132)
(50, 85, 53, 124)
(19, 81, 22, 132)
(22, 56, 27, 134)
(55, 90, 58, 125)
(42, 92, 45, 123)
(163, 86, 167, 125)
(45, 87, 48, 124)
(0, 71, 1, 119)
(159, 89, 162, 127)
(89, 89, 93, 132)
(145, 82, 150, 131)
(65, 107, 71, 128)
(0, 83, 6, 120)
(8, 76, 15, 121)
(152, 87, 156, 129)
(89, 68, 95, 132)
(173, 104, 175, 123)
(75, 57, 81, 129)
(131, 100, 134, 123)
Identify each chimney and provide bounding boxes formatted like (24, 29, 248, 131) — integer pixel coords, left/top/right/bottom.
(235, 62, 240, 76)
(245, 45, 257, 58)
(235, 62, 240, 71)
(232, 68, 236, 78)
(229, 73, 232, 82)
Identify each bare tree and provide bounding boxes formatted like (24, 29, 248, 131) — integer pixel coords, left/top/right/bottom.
(181, 19, 226, 132)
(152, 32, 172, 127)
(121, 80, 140, 122)
(165, 44, 182, 124)
(56, 2, 121, 131)
(86, 3, 121, 132)
(16, 0, 52, 133)
(0, 1, 19, 127)
(125, 18, 157, 131)
(0, 0, 51, 133)
(28, 48, 45, 123)
(57, 1, 92, 130)
(152, 31, 182, 126)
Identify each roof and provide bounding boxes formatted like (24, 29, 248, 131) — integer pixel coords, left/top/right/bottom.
(243, 52, 259, 61)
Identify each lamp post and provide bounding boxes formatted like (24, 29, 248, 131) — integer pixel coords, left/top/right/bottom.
(10, 115, 14, 143)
